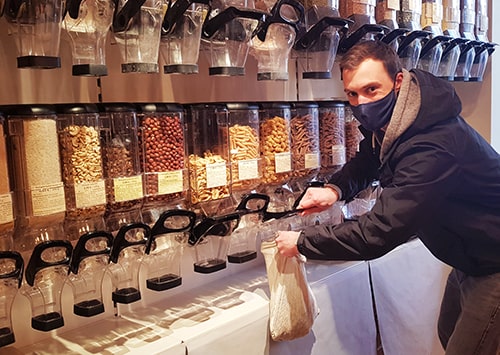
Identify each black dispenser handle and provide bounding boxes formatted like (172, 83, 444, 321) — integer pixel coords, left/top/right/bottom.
(146, 209, 197, 254)
(0, 251, 24, 288)
(202, 6, 267, 39)
(255, 0, 305, 42)
(70, 231, 114, 274)
(25, 240, 73, 287)
(112, 0, 147, 32)
(294, 17, 351, 50)
(109, 222, 150, 263)
(162, 0, 210, 34)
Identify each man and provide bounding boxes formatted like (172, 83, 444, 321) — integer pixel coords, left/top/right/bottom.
(275, 40, 500, 354)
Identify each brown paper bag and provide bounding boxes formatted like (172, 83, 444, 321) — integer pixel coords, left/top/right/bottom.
(261, 240, 319, 341)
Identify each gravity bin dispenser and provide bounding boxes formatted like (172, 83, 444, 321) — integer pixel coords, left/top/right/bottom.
(21, 240, 73, 332)
(293, 6, 350, 79)
(111, 0, 164, 73)
(4, 0, 65, 68)
(68, 231, 113, 317)
(201, 5, 267, 76)
(0, 251, 23, 347)
(143, 209, 196, 291)
(108, 222, 150, 305)
(62, 0, 116, 76)
(250, 0, 305, 80)
(160, 0, 211, 74)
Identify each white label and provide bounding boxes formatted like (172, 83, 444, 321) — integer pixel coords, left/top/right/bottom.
(305, 153, 320, 169)
(0, 193, 13, 224)
(31, 183, 66, 216)
(74, 180, 106, 208)
(387, 0, 399, 10)
(331, 145, 346, 165)
(113, 175, 143, 202)
(275, 152, 292, 173)
(158, 170, 184, 194)
(206, 162, 227, 188)
(433, 4, 443, 22)
(238, 159, 259, 180)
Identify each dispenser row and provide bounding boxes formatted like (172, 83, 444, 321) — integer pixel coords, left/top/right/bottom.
(0, 0, 495, 81)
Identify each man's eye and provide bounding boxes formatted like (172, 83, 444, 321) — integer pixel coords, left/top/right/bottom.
(367, 87, 376, 93)
(346, 92, 357, 98)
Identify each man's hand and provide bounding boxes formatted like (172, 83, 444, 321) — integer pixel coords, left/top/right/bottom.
(275, 231, 301, 257)
(297, 186, 339, 215)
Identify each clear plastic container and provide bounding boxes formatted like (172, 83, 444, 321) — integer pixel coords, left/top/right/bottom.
(258, 102, 292, 186)
(3, 0, 64, 68)
(111, 0, 164, 73)
(475, 0, 488, 41)
(318, 100, 346, 179)
(421, 0, 444, 34)
(56, 103, 106, 241)
(0, 112, 14, 251)
(218, 103, 262, 194)
(136, 103, 188, 222)
(98, 103, 143, 231)
(459, 0, 475, 39)
(376, 0, 400, 30)
(344, 104, 363, 163)
(290, 101, 320, 182)
(4, 105, 67, 252)
(443, 0, 461, 36)
(185, 103, 231, 214)
(398, 0, 422, 30)
(340, 0, 376, 32)
(62, 0, 115, 76)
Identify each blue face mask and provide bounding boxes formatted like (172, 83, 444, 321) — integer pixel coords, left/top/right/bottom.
(350, 90, 397, 132)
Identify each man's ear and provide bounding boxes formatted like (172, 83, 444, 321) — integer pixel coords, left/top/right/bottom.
(395, 71, 404, 91)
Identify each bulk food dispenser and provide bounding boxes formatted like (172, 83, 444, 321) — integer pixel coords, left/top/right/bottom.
(293, 6, 350, 79)
(218, 102, 262, 200)
(107, 222, 150, 305)
(289, 101, 320, 196)
(396, 0, 430, 70)
(474, 0, 487, 41)
(375, 0, 399, 30)
(62, 0, 116, 76)
(4, 105, 67, 252)
(21, 240, 73, 331)
(68, 230, 113, 317)
(258, 102, 294, 212)
(0, 112, 14, 251)
(160, 0, 210, 74)
(98, 103, 144, 232)
(443, 0, 461, 37)
(136, 103, 188, 224)
(318, 100, 345, 181)
(201, 5, 267, 76)
(55, 103, 107, 241)
(143, 209, 195, 290)
(189, 211, 240, 273)
(111, 0, 164, 73)
(216, 103, 264, 264)
(4, 0, 65, 68)
(250, 0, 305, 80)
(185, 103, 232, 217)
(0, 251, 23, 347)
(459, 0, 475, 39)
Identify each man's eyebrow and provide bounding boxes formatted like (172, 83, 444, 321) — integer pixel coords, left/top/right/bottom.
(344, 81, 381, 93)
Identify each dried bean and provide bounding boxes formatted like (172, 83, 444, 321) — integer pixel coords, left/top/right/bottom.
(139, 114, 186, 204)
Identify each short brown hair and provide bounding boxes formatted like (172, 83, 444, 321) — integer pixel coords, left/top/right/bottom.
(339, 40, 402, 79)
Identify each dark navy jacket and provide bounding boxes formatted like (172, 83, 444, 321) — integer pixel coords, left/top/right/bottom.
(298, 69, 500, 276)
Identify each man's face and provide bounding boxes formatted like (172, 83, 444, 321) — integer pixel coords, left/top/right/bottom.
(343, 59, 402, 107)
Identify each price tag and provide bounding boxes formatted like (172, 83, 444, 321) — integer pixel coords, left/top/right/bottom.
(0, 193, 13, 224)
(31, 182, 66, 216)
(113, 175, 143, 202)
(158, 170, 184, 194)
(275, 152, 292, 173)
(75, 180, 106, 208)
(206, 162, 227, 188)
(238, 159, 259, 180)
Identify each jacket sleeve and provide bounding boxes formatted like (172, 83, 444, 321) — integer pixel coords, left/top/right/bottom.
(298, 135, 461, 261)
(328, 129, 381, 201)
